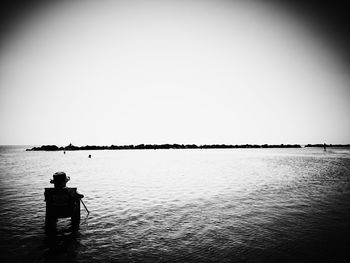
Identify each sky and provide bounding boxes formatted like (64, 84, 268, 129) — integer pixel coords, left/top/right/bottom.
(0, 0, 349, 146)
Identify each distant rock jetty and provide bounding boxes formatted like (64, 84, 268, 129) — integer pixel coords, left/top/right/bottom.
(26, 143, 304, 151)
(305, 144, 350, 148)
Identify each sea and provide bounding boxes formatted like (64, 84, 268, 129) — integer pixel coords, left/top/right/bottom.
(0, 146, 350, 263)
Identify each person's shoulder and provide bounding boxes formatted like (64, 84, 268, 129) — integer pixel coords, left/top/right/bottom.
(67, 187, 84, 198)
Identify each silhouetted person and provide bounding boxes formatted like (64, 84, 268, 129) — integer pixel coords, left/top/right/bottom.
(324, 143, 327, 151)
(88, 154, 91, 158)
(49, 172, 84, 198)
(45, 172, 84, 231)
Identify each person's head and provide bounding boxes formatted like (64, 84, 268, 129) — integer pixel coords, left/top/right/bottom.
(50, 172, 70, 188)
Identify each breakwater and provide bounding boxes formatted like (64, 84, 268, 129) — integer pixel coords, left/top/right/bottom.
(27, 143, 303, 151)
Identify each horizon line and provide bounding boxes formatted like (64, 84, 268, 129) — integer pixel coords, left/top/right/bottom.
(2, 142, 350, 147)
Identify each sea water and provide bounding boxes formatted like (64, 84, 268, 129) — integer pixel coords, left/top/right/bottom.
(0, 146, 350, 262)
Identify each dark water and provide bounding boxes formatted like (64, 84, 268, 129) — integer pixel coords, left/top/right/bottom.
(1, 146, 350, 262)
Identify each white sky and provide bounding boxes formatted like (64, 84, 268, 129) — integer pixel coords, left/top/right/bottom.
(0, 0, 349, 146)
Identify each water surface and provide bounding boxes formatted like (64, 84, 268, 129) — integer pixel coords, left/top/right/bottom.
(1, 146, 350, 262)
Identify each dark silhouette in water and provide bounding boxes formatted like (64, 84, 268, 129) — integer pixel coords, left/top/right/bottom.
(324, 143, 327, 151)
(88, 154, 91, 158)
(44, 172, 84, 232)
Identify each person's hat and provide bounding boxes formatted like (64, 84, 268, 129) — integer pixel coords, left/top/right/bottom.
(50, 172, 70, 184)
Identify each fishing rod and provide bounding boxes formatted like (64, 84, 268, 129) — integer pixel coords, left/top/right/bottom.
(80, 199, 90, 214)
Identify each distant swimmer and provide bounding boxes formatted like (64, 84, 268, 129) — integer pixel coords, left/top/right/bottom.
(64, 151, 66, 154)
(88, 154, 91, 158)
(324, 143, 326, 151)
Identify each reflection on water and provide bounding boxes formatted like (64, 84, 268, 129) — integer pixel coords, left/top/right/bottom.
(0, 146, 350, 262)
(43, 229, 81, 263)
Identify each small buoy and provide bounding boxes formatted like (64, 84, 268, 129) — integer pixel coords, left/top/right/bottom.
(88, 154, 91, 158)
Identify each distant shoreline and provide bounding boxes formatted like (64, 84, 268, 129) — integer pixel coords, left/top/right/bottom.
(25, 143, 350, 151)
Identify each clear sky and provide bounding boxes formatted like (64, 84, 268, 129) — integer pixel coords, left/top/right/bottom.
(0, 0, 349, 146)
